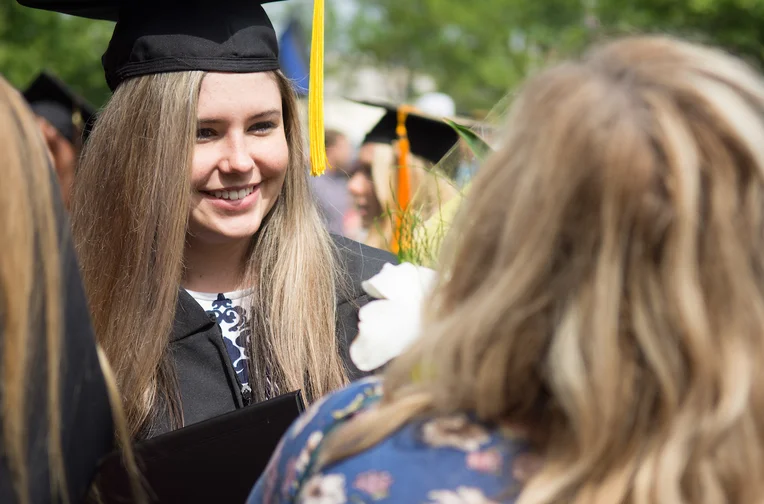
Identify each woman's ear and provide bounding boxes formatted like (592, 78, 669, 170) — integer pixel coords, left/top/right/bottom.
(34, 116, 78, 209)
(370, 143, 395, 208)
(33, 116, 58, 161)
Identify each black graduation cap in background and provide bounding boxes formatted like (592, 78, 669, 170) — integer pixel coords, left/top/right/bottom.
(17, 0, 286, 91)
(356, 99, 461, 165)
(23, 71, 96, 144)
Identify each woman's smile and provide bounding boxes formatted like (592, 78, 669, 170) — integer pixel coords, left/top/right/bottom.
(198, 183, 261, 212)
(201, 184, 259, 201)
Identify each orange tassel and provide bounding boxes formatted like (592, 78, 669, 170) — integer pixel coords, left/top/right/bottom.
(393, 105, 414, 254)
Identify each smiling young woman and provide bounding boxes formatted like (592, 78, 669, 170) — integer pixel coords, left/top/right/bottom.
(16, 0, 396, 440)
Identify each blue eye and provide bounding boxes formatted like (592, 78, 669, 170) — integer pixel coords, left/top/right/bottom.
(250, 121, 276, 133)
(196, 128, 217, 140)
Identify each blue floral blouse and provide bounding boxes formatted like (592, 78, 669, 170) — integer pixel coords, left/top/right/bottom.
(248, 377, 536, 504)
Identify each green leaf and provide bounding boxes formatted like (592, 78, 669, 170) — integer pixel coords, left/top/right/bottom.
(443, 119, 493, 161)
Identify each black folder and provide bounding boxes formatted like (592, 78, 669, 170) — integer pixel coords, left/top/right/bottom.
(94, 391, 305, 503)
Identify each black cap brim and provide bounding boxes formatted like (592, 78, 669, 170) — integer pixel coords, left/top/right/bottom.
(353, 99, 461, 165)
(17, 0, 120, 20)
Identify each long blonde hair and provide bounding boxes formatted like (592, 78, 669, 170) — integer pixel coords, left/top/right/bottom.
(319, 36, 764, 504)
(363, 142, 458, 251)
(0, 75, 66, 504)
(0, 76, 145, 504)
(73, 70, 347, 438)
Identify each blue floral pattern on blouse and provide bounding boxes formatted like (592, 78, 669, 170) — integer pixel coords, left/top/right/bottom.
(248, 378, 536, 503)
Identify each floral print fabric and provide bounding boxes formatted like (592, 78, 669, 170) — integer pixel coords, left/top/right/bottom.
(248, 378, 533, 504)
(185, 288, 253, 386)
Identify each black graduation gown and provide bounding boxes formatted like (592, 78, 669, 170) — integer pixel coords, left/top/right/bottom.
(0, 174, 113, 503)
(147, 235, 397, 438)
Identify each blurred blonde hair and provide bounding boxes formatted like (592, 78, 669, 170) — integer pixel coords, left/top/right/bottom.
(363, 142, 458, 251)
(0, 73, 66, 504)
(0, 77, 143, 504)
(319, 35, 764, 504)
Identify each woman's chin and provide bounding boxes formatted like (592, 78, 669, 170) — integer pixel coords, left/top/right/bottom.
(361, 215, 380, 229)
(187, 221, 263, 246)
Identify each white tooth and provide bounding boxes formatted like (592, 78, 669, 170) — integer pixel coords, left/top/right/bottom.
(214, 191, 223, 198)
(229, 190, 240, 201)
(238, 189, 248, 199)
(221, 191, 229, 200)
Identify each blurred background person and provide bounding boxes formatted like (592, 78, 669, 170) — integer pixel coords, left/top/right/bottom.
(347, 103, 460, 253)
(22, 71, 95, 210)
(311, 128, 353, 236)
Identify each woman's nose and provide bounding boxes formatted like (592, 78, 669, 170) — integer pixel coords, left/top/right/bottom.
(347, 172, 367, 197)
(220, 135, 255, 173)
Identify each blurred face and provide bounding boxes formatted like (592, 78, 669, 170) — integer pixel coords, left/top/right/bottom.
(327, 135, 352, 174)
(348, 142, 383, 227)
(188, 72, 289, 246)
(36, 117, 77, 210)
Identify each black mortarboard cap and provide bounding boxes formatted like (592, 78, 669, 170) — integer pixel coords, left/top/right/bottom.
(23, 71, 95, 144)
(17, 0, 285, 91)
(356, 100, 460, 165)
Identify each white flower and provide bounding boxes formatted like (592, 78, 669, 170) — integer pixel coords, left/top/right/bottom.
(298, 474, 347, 504)
(295, 431, 324, 473)
(421, 415, 491, 452)
(426, 487, 499, 504)
(350, 262, 438, 371)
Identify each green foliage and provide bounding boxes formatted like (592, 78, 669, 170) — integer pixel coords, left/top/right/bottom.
(402, 122, 491, 266)
(395, 191, 458, 267)
(349, 0, 590, 112)
(392, 121, 492, 265)
(0, 0, 114, 106)
(594, 0, 764, 67)
(399, 189, 461, 267)
(443, 119, 492, 161)
(349, 0, 764, 112)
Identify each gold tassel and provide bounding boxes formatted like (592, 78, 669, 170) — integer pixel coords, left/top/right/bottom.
(309, 0, 326, 177)
(71, 107, 85, 145)
(72, 108, 83, 131)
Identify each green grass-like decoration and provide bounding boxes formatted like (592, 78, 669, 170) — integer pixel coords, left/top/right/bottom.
(391, 122, 494, 266)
